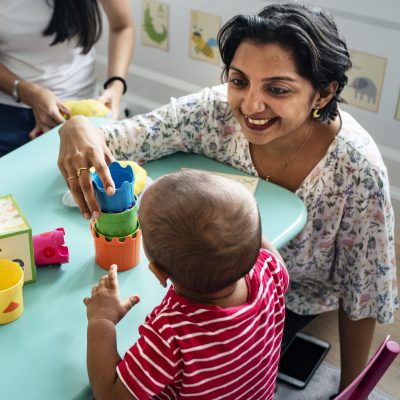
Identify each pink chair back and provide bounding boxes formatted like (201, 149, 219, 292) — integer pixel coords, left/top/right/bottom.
(334, 335, 400, 400)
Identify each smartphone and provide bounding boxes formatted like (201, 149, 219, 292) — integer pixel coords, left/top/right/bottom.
(277, 332, 331, 388)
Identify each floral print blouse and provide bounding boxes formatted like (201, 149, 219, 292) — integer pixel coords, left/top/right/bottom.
(102, 85, 398, 323)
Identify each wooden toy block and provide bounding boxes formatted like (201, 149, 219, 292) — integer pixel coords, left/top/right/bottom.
(0, 194, 36, 283)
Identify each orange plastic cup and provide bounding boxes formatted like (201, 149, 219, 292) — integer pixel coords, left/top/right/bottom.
(90, 222, 141, 271)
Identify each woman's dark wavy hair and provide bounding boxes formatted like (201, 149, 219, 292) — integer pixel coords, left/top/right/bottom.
(43, 0, 102, 54)
(218, 3, 352, 123)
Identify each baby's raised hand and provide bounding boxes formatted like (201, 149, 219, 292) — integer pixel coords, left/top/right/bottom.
(84, 264, 140, 325)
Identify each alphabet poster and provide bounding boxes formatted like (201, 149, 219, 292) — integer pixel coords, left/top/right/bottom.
(341, 50, 387, 113)
(189, 10, 221, 65)
(141, 0, 169, 51)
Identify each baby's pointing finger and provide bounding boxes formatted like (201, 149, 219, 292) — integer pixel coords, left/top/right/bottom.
(107, 264, 119, 291)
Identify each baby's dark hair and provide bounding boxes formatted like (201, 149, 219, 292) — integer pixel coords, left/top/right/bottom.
(218, 2, 352, 123)
(139, 170, 261, 293)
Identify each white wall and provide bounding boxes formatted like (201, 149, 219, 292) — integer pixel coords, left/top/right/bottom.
(95, 0, 400, 223)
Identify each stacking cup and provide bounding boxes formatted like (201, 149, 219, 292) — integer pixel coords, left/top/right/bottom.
(91, 222, 141, 271)
(32, 227, 69, 265)
(95, 198, 138, 237)
(92, 161, 135, 212)
(93, 219, 140, 242)
(0, 259, 24, 324)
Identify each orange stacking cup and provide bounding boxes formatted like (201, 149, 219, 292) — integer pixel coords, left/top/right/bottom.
(90, 222, 141, 271)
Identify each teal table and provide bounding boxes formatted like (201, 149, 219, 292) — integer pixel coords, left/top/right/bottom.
(0, 118, 306, 399)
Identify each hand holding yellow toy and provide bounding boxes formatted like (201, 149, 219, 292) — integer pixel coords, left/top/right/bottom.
(62, 99, 112, 119)
(30, 99, 112, 140)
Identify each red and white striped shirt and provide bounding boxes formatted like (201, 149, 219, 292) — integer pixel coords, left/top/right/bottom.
(117, 249, 288, 399)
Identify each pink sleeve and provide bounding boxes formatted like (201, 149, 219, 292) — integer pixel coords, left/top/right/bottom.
(276, 256, 289, 293)
(259, 249, 289, 293)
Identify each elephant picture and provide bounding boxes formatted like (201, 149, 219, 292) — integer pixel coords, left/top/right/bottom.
(349, 77, 377, 104)
(341, 50, 386, 113)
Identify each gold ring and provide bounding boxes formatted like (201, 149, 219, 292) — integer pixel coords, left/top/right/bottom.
(66, 167, 90, 181)
(76, 167, 90, 177)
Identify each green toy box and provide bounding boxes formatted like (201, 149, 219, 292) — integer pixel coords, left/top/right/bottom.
(0, 194, 36, 283)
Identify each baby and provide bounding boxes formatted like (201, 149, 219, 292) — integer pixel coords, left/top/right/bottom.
(84, 169, 288, 399)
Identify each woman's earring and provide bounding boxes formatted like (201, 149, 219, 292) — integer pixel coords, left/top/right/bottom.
(313, 108, 320, 119)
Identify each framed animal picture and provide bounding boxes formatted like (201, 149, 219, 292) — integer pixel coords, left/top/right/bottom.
(141, 0, 169, 51)
(189, 10, 221, 65)
(341, 49, 387, 113)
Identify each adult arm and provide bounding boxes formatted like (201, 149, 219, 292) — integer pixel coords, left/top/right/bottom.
(98, 0, 134, 119)
(58, 87, 227, 217)
(338, 302, 376, 391)
(0, 63, 69, 138)
(85, 265, 139, 399)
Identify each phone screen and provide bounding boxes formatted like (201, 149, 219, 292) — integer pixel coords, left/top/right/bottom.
(278, 334, 329, 383)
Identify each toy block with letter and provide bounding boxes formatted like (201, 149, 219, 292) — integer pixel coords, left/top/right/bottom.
(0, 194, 36, 283)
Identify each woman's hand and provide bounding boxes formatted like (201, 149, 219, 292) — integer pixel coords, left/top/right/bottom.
(98, 80, 124, 119)
(84, 264, 140, 325)
(57, 115, 116, 218)
(19, 81, 70, 139)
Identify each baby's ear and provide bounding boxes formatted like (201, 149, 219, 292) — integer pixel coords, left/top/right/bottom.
(148, 262, 169, 288)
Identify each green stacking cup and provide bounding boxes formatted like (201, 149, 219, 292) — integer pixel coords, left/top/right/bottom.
(95, 200, 138, 237)
(93, 220, 140, 242)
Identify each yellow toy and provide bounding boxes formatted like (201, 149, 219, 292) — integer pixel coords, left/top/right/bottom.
(117, 161, 148, 196)
(0, 259, 24, 324)
(62, 99, 112, 119)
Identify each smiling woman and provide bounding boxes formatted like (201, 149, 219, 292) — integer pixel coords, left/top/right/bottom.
(56, 2, 397, 398)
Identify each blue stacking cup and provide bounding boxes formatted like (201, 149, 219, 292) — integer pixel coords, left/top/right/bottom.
(92, 161, 135, 212)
